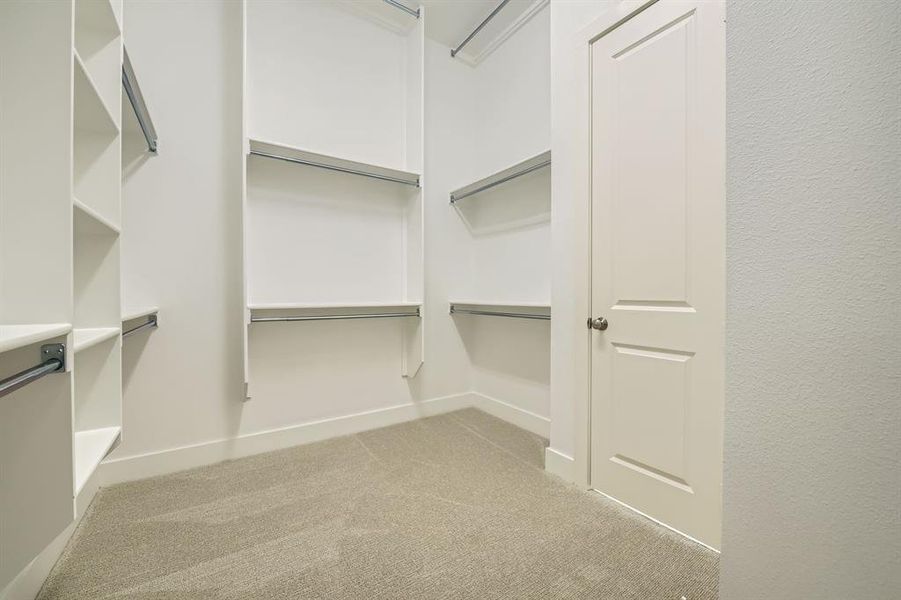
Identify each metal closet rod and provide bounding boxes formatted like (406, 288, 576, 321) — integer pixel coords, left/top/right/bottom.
(123, 48, 158, 153)
(123, 314, 158, 338)
(450, 158, 551, 203)
(252, 311, 420, 323)
(383, 0, 420, 19)
(249, 151, 421, 188)
(450, 307, 550, 321)
(0, 344, 66, 399)
(451, 0, 511, 58)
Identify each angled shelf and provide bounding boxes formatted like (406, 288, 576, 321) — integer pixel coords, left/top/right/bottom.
(450, 150, 551, 203)
(122, 306, 158, 322)
(74, 197, 120, 236)
(448, 300, 550, 321)
(73, 327, 120, 353)
(73, 426, 120, 494)
(74, 49, 119, 136)
(249, 302, 421, 323)
(0, 324, 72, 354)
(248, 139, 421, 187)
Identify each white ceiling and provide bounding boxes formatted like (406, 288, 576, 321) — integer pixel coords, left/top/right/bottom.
(337, 0, 541, 62)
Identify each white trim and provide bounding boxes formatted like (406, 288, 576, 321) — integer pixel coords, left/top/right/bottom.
(471, 392, 550, 438)
(544, 447, 576, 482)
(455, 0, 549, 67)
(97, 393, 476, 486)
(591, 489, 720, 554)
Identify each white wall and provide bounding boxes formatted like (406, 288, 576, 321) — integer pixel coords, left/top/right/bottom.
(720, 1, 901, 597)
(112, 0, 475, 467)
(457, 6, 553, 429)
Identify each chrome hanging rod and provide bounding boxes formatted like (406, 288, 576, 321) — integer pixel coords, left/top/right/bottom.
(450, 151, 551, 203)
(0, 344, 66, 399)
(383, 0, 420, 19)
(252, 309, 420, 323)
(451, 0, 511, 58)
(450, 307, 550, 321)
(249, 150, 420, 187)
(123, 314, 158, 338)
(123, 48, 158, 153)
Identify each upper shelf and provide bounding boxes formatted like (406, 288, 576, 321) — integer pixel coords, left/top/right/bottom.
(247, 139, 421, 188)
(122, 306, 159, 322)
(249, 301, 421, 311)
(74, 50, 119, 136)
(450, 150, 551, 204)
(0, 323, 72, 354)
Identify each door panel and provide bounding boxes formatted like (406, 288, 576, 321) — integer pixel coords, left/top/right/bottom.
(590, 0, 725, 549)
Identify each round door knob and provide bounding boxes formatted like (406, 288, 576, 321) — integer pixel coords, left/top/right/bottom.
(591, 317, 608, 331)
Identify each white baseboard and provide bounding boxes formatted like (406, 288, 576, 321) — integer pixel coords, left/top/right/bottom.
(471, 392, 550, 438)
(544, 447, 576, 483)
(98, 393, 476, 487)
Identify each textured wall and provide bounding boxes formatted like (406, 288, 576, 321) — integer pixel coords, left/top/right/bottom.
(720, 1, 901, 597)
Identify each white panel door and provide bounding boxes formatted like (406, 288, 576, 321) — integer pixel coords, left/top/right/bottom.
(589, 0, 725, 549)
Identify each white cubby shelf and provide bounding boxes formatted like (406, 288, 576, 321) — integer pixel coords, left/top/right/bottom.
(74, 196, 121, 236)
(73, 425, 120, 494)
(73, 327, 120, 353)
(74, 50, 119, 137)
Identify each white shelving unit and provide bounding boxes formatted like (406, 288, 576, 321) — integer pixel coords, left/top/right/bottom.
(241, 1, 426, 396)
(73, 425, 121, 494)
(0, 0, 124, 588)
(72, 0, 123, 510)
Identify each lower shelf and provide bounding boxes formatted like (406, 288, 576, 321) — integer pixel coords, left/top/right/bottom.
(73, 426, 120, 494)
(73, 327, 120, 353)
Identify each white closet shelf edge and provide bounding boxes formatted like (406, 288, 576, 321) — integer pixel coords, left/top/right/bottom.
(121, 306, 159, 322)
(74, 197, 121, 235)
(247, 138, 420, 186)
(449, 149, 551, 202)
(0, 323, 72, 354)
(448, 300, 551, 309)
(72, 327, 121, 353)
(249, 302, 421, 310)
(73, 426, 121, 494)
(73, 49, 119, 136)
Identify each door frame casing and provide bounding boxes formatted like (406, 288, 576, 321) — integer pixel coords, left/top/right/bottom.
(568, 0, 660, 490)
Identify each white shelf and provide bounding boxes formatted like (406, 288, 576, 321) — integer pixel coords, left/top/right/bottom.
(450, 150, 551, 203)
(74, 49, 119, 136)
(122, 306, 159, 322)
(73, 426, 120, 494)
(248, 139, 420, 187)
(74, 197, 120, 236)
(73, 327, 120, 353)
(249, 301, 421, 311)
(0, 324, 72, 354)
(448, 300, 550, 309)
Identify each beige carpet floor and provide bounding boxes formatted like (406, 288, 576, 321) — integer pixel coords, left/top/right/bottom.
(38, 409, 718, 599)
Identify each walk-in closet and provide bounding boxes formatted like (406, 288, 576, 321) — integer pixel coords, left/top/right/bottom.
(1, 1, 898, 599)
